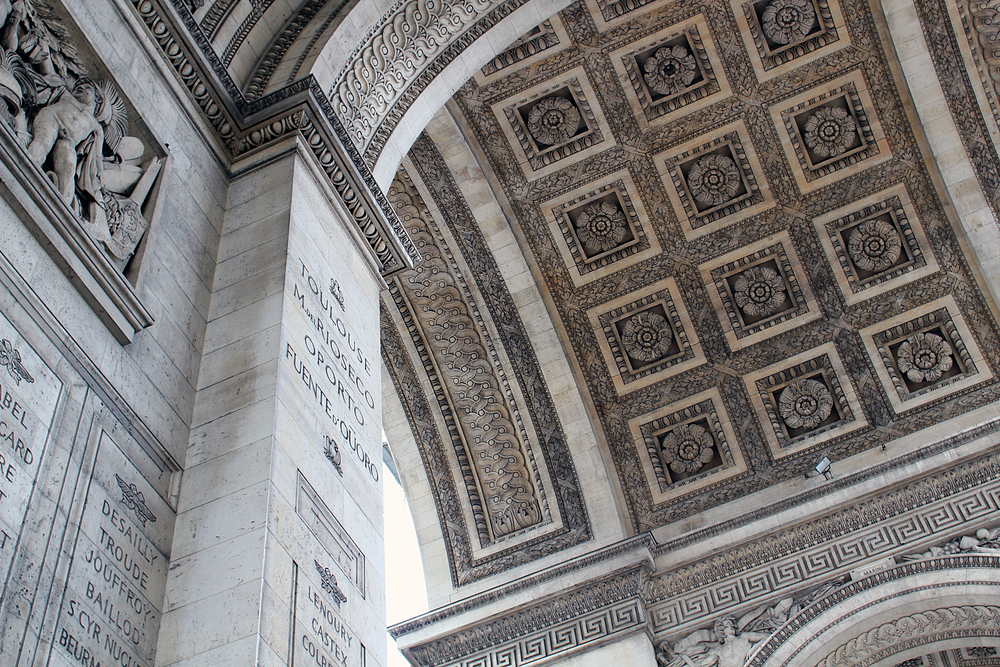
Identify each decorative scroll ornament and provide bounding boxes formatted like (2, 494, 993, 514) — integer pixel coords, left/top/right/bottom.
(733, 265, 787, 317)
(388, 176, 542, 539)
(643, 45, 697, 96)
(848, 218, 902, 271)
(661, 423, 715, 475)
(620, 311, 673, 362)
(574, 201, 628, 255)
(761, 0, 816, 45)
(115, 474, 156, 527)
(687, 154, 741, 207)
(803, 106, 857, 158)
(817, 606, 1000, 667)
(315, 560, 348, 606)
(0, 339, 34, 385)
(778, 378, 833, 429)
(527, 96, 581, 146)
(896, 332, 954, 383)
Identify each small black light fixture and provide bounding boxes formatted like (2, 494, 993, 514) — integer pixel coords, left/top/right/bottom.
(814, 456, 832, 481)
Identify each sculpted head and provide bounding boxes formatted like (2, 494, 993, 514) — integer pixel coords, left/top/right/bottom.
(73, 79, 97, 108)
(713, 616, 737, 643)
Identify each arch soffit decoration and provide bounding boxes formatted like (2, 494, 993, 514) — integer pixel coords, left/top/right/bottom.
(750, 557, 1000, 667)
(186, 0, 574, 184)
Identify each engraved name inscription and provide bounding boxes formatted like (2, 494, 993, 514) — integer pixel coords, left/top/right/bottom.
(296, 567, 364, 667)
(0, 312, 61, 601)
(55, 434, 170, 667)
(286, 258, 380, 483)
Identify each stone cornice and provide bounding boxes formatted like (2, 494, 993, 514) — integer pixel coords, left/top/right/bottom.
(389, 534, 655, 637)
(392, 443, 1000, 650)
(652, 416, 1000, 558)
(401, 563, 654, 667)
(123, 0, 419, 275)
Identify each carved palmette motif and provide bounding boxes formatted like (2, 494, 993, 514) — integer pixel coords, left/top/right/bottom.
(0, 0, 161, 273)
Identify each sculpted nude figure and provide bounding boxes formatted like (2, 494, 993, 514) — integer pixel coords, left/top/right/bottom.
(26, 79, 104, 205)
(658, 617, 769, 667)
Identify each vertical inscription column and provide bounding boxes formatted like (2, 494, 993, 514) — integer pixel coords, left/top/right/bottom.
(276, 145, 385, 667)
(0, 311, 61, 598)
(52, 431, 173, 667)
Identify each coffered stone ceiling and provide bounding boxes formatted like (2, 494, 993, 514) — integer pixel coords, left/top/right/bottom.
(378, 0, 1000, 595)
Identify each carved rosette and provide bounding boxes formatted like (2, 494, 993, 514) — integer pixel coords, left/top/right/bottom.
(778, 378, 833, 429)
(575, 201, 628, 255)
(762, 0, 816, 45)
(803, 106, 857, 158)
(620, 311, 673, 362)
(527, 96, 581, 146)
(733, 265, 787, 317)
(643, 45, 697, 96)
(847, 219, 902, 272)
(687, 154, 741, 207)
(896, 332, 954, 383)
(661, 423, 715, 475)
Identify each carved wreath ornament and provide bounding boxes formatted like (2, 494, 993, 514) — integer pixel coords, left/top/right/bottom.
(643, 45, 697, 96)
(527, 96, 581, 146)
(733, 265, 787, 318)
(762, 0, 817, 45)
(803, 106, 857, 159)
(896, 332, 953, 383)
(848, 219, 902, 272)
(661, 423, 715, 475)
(575, 201, 628, 255)
(778, 378, 833, 430)
(687, 154, 741, 207)
(620, 311, 673, 362)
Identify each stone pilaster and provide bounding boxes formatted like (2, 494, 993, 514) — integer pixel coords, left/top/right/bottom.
(157, 138, 385, 667)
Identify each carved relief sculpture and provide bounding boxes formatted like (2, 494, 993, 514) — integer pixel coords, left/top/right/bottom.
(778, 377, 833, 430)
(660, 424, 715, 475)
(621, 310, 673, 363)
(658, 616, 770, 667)
(0, 338, 33, 384)
(733, 265, 787, 318)
(0, 0, 161, 273)
(803, 106, 857, 158)
(848, 218, 902, 272)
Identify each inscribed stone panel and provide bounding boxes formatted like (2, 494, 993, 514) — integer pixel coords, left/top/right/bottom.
(0, 309, 61, 595)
